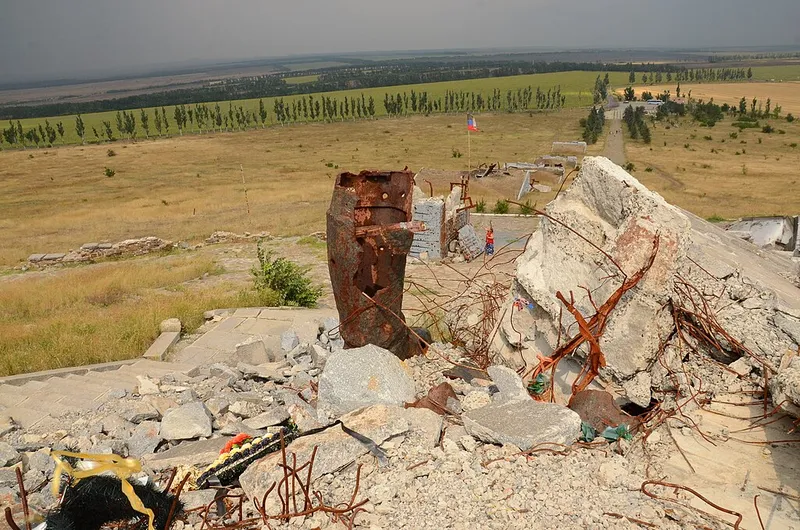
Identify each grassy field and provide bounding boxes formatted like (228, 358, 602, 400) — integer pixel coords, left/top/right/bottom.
(4, 71, 628, 146)
(283, 74, 321, 84)
(635, 81, 800, 115)
(0, 110, 591, 267)
(0, 253, 280, 376)
(624, 114, 800, 219)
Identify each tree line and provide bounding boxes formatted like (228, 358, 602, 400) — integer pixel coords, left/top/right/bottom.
(0, 58, 741, 121)
(0, 83, 570, 147)
(629, 67, 750, 86)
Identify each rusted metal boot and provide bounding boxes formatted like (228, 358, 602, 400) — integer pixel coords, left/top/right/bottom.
(326, 170, 424, 360)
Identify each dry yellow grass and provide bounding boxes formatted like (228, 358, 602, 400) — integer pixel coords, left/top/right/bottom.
(0, 111, 589, 266)
(635, 82, 800, 114)
(624, 115, 800, 219)
(0, 253, 282, 376)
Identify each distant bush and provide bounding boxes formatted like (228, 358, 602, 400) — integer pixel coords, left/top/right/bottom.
(624, 162, 636, 172)
(761, 124, 775, 134)
(475, 198, 486, 213)
(452, 149, 463, 158)
(104, 167, 115, 177)
(729, 132, 738, 139)
(492, 199, 509, 214)
(107, 149, 116, 157)
(787, 113, 795, 122)
(733, 121, 760, 130)
(519, 200, 534, 215)
(252, 242, 322, 307)
(644, 167, 653, 172)
(703, 135, 712, 141)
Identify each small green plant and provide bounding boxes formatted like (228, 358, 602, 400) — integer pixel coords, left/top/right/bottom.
(706, 214, 725, 222)
(644, 167, 653, 172)
(729, 132, 738, 139)
(492, 199, 509, 214)
(786, 113, 795, 123)
(475, 198, 486, 213)
(519, 200, 534, 215)
(451, 149, 463, 158)
(104, 167, 115, 177)
(761, 124, 774, 134)
(252, 242, 322, 307)
(107, 149, 116, 157)
(526, 374, 549, 396)
(790, 143, 797, 148)
(624, 162, 636, 172)
(684, 143, 690, 149)
(778, 129, 786, 135)
(703, 135, 712, 141)
(741, 164, 748, 175)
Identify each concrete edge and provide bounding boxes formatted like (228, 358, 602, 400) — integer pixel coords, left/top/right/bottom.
(143, 331, 181, 361)
(0, 359, 140, 387)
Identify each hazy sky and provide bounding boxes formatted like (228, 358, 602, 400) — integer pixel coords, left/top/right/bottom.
(2, 0, 799, 82)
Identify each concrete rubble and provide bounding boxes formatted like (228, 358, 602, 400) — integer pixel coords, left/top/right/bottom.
(495, 156, 800, 417)
(1, 304, 797, 529)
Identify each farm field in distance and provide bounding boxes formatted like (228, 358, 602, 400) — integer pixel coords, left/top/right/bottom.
(635, 81, 800, 114)
(5, 70, 630, 145)
(625, 113, 800, 220)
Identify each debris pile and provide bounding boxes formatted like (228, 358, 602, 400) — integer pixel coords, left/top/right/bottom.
(1, 337, 747, 529)
(494, 156, 800, 418)
(27, 237, 174, 267)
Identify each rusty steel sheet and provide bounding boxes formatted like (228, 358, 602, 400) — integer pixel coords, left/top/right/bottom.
(326, 170, 423, 360)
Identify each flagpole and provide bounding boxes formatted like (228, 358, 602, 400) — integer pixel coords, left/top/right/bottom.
(468, 127, 471, 174)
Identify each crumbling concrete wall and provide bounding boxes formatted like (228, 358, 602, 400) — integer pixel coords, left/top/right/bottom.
(411, 199, 446, 259)
(498, 156, 800, 415)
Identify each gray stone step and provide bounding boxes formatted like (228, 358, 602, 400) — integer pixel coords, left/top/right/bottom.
(0, 387, 28, 408)
(5, 406, 53, 429)
(20, 380, 47, 392)
(84, 371, 139, 392)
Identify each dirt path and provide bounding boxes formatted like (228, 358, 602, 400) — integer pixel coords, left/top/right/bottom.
(603, 119, 626, 165)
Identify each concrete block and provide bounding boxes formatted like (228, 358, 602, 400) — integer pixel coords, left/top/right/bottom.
(143, 331, 181, 360)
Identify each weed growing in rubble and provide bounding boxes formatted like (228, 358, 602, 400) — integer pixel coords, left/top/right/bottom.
(492, 199, 509, 214)
(252, 241, 322, 307)
(706, 214, 725, 222)
(519, 200, 534, 215)
(475, 199, 486, 213)
(624, 162, 635, 172)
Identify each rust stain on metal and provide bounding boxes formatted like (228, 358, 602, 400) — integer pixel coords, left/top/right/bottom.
(327, 169, 423, 360)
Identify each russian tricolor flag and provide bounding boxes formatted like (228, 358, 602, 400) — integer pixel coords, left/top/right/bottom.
(467, 114, 478, 131)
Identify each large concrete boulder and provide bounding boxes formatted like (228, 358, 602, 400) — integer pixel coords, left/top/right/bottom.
(317, 344, 416, 423)
(463, 401, 581, 449)
(500, 156, 800, 415)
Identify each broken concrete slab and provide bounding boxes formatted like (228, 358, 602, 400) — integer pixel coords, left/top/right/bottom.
(144, 437, 230, 471)
(487, 365, 529, 403)
(463, 400, 581, 449)
(242, 407, 290, 430)
(159, 401, 212, 440)
(317, 344, 416, 423)
(239, 405, 409, 505)
(726, 216, 796, 249)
